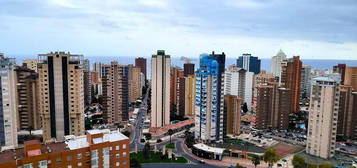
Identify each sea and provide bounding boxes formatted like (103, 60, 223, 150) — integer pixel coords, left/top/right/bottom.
(12, 55, 357, 78)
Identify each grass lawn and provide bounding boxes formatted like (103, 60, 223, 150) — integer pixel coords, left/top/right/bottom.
(166, 143, 175, 149)
(131, 151, 188, 164)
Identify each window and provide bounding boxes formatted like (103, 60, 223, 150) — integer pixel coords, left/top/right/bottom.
(122, 152, 127, 157)
(122, 144, 126, 149)
(38, 160, 47, 168)
(23, 163, 33, 168)
(116, 162, 120, 166)
(56, 157, 62, 164)
(77, 153, 82, 159)
(116, 145, 119, 150)
(77, 162, 82, 167)
(116, 154, 120, 158)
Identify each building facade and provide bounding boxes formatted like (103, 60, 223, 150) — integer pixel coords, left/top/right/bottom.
(0, 129, 130, 168)
(135, 57, 147, 79)
(337, 85, 357, 139)
(344, 67, 357, 91)
(224, 95, 242, 137)
(37, 52, 85, 141)
(255, 83, 291, 130)
(128, 65, 142, 102)
(151, 50, 171, 128)
(0, 53, 18, 149)
(93, 62, 103, 95)
(185, 75, 196, 117)
(236, 54, 261, 74)
(280, 56, 302, 113)
(271, 50, 287, 78)
(195, 52, 225, 142)
(306, 74, 341, 159)
(301, 64, 312, 99)
(224, 65, 253, 111)
(184, 63, 195, 77)
(15, 66, 39, 130)
(102, 62, 129, 125)
(170, 67, 184, 115)
(23, 59, 38, 72)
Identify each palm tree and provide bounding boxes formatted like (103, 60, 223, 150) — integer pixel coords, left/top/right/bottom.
(250, 154, 261, 168)
(263, 149, 280, 168)
(168, 129, 174, 143)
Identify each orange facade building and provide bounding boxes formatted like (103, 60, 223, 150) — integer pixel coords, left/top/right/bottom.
(0, 130, 130, 168)
(280, 56, 302, 113)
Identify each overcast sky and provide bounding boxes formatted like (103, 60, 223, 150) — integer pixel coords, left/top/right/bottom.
(0, 0, 356, 59)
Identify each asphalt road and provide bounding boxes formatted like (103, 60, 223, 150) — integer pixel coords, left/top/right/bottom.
(130, 87, 149, 152)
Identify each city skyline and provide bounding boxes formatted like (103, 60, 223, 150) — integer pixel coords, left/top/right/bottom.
(0, 0, 357, 59)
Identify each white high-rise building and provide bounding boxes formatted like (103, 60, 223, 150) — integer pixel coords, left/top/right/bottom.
(271, 50, 287, 78)
(306, 74, 341, 159)
(224, 65, 254, 111)
(0, 53, 18, 150)
(151, 50, 171, 128)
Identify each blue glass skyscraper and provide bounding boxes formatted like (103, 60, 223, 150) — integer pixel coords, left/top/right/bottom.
(194, 51, 225, 142)
(237, 54, 261, 74)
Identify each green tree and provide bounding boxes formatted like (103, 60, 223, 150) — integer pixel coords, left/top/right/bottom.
(236, 163, 245, 168)
(263, 149, 280, 168)
(142, 142, 151, 160)
(242, 102, 248, 113)
(319, 163, 333, 168)
(307, 163, 318, 168)
(250, 154, 261, 168)
(292, 155, 306, 168)
(122, 130, 131, 137)
(168, 129, 174, 143)
(130, 157, 141, 168)
(185, 131, 195, 148)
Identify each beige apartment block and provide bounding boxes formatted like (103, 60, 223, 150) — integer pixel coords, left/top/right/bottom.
(306, 74, 341, 159)
(151, 50, 171, 128)
(23, 59, 38, 72)
(128, 65, 142, 102)
(224, 95, 242, 136)
(37, 52, 85, 141)
(185, 75, 196, 117)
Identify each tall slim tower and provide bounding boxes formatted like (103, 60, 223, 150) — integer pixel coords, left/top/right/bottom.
(15, 65, 39, 130)
(151, 50, 171, 128)
(301, 65, 312, 99)
(0, 53, 18, 149)
(37, 52, 85, 141)
(195, 52, 225, 142)
(271, 50, 286, 78)
(102, 62, 129, 125)
(280, 56, 302, 112)
(185, 75, 196, 117)
(128, 65, 142, 102)
(306, 74, 341, 159)
(83, 59, 92, 105)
